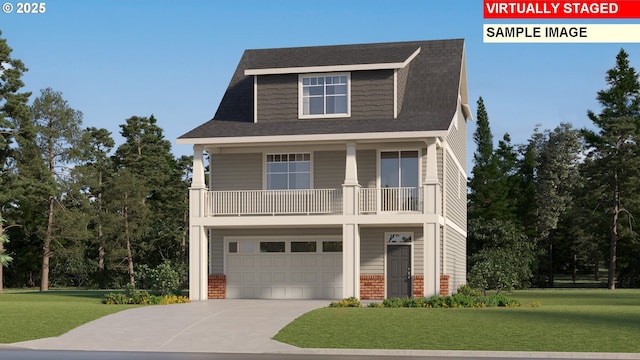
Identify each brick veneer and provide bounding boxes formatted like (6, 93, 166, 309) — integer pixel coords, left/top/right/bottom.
(360, 274, 385, 300)
(413, 274, 424, 298)
(208, 274, 226, 299)
(439, 274, 451, 296)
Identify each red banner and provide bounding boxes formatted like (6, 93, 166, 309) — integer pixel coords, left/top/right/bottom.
(484, 0, 640, 18)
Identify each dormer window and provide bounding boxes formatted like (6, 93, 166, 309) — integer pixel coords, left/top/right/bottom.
(299, 73, 350, 118)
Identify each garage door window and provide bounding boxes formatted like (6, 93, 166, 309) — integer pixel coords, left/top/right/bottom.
(291, 241, 317, 253)
(260, 242, 285, 253)
(322, 241, 342, 252)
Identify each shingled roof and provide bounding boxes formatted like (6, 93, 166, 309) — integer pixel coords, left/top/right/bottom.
(179, 39, 465, 140)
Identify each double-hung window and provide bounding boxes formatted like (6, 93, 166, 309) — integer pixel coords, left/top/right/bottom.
(266, 153, 311, 190)
(300, 73, 350, 118)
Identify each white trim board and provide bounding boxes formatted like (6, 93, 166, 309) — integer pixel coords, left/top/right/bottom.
(244, 48, 421, 76)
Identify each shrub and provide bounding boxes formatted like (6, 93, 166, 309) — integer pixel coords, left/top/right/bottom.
(382, 298, 404, 308)
(101, 293, 129, 305)
(426, 295, 447, 308)
(475, 294, 520, 307)
(367, 302, 384, 308)
(102, 288, 190, 305)
(135, 261, 180, 295)
(446, 294, 475, 308)
(329, 297, 361, 307)
(456, 284, 483, 297)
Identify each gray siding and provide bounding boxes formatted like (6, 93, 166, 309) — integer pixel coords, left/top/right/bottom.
(446, 110, 467, 173)
(445, 152, 466, 229)
(210, 228, 342, 274)
(396, 62, 411, 115)
(360, 227, 423, 275)
(314, 151, 345, 189)
(445, 225, 467, 293)
(351, 70, 394, 119)
(357, 150, 376, 188)
(255, 70, 394, 122)
(360, 227, 384, 274)
(211, 153, 262, 190)
(256, 74, 297, 122)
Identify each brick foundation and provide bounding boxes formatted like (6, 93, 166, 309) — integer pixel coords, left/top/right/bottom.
(208, 274, 226, 299)
(413, 274, 424, 298)
(439, 274, 451, 296)
(360, 274, 385, 300)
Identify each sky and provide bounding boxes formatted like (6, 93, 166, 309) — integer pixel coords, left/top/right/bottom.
(2, 0, 639, 175)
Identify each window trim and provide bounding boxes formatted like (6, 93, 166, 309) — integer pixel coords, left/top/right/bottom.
(298, 73, 351, 119)
(264, 152, 313, 190)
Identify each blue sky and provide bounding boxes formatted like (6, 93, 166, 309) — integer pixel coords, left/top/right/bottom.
(2, 0, 639, 174)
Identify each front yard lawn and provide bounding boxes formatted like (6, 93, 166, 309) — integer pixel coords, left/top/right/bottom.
(273, 289, 640, 352)
(0, 289, 140, 343)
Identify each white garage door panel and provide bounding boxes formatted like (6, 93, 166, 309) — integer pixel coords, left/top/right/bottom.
(226, 252, 343, 300)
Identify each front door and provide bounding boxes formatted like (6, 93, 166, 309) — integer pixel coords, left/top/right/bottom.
(386, 245, 411, 298)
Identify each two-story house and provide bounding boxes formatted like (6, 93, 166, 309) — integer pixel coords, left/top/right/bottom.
(177, 39, 470, 301)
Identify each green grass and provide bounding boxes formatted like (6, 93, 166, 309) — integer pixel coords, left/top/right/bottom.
(0, 289, 140, 343)
(273, 289, 640, 352)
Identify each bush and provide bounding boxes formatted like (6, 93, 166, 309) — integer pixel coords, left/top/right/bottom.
(456, 284, 483, 297)
(329, 297, 361, 307)
(446, 294, 475, 308)
(426, 295, 446, 308)
(135, 261, 180, 295)
(475, 294, 520, 307)
(102, 284, 190, 305)
(101, 293, 129, 305)
(382, 298, 404, 308)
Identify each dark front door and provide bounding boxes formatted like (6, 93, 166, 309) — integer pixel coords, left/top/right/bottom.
(387, 245, 411, 298)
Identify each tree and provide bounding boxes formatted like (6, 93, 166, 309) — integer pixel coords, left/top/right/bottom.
(582, 49, 640, 289)
(468, 97, 498, 223)
(0, 214, 13, 292)
(534, 123, 583, 286)
(467, 218, 534, 294)
(73, 127, 114, 277)
(0, 30, 32, 291)
(104, 169, 150, 286)
(31, 87, 83, 291)
(112, 115, 185, 268)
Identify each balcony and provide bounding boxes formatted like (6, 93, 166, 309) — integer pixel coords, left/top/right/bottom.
(359, 187, 423, 214)
(205, 189, 343, 216)
(202, 187, 423, 216)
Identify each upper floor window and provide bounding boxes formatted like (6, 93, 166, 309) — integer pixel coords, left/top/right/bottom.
(266, 153, 311, 190)
(299, 73, 350, 118)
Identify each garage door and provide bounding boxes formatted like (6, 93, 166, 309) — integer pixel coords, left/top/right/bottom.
(225, 238, 343, 299)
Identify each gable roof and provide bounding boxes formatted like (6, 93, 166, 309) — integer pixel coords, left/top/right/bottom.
(179, 39, 466, 141)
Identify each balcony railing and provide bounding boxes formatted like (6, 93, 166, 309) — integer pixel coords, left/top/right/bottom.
(202, 187, 422, 216)
(205, 189, 343, 216)
(359, 187, 423, 214)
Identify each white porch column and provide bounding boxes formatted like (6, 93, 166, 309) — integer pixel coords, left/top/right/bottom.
(189, 145, 208, 301)
(342, 223, 360, 298)
(423, 138, 442, 296)
(342, 142, 360, 298)
(343, 142, 359, 215)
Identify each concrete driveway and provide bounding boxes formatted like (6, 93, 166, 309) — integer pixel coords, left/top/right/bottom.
(11, 300, 328, 353)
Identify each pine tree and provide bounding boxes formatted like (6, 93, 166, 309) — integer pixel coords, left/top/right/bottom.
(583, 49, 640, 289)
(31, 87, 83, 291)
(0, 31, 31, 291)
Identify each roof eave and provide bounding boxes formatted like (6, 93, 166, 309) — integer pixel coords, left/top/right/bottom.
(176, 129, 447, 147)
